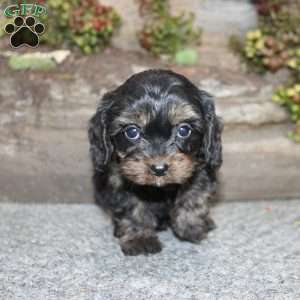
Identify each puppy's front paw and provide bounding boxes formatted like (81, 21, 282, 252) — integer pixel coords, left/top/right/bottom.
(172, 216, 216, 244)
(203, 215, 216, 232)
(120, 234, 162, 256)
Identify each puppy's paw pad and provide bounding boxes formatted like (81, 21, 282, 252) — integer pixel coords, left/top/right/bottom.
(121, 235, 162, 256)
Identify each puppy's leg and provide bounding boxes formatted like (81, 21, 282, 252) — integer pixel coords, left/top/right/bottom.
(171, 186, 215, 244)
(113, 193, 162, 256)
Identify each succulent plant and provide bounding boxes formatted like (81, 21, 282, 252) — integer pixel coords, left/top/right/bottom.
(273, 83, 300, 142)
(236, 1, 300, 73)
(238, 1, 300, 142)
(137, 0, 201, 57)
(38, 0, 121, 54)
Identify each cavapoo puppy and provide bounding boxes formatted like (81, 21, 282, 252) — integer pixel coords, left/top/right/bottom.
(88, 69, 222, 256)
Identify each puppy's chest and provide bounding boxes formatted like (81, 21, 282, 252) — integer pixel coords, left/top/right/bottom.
(133, 185, 177, 217)
(146, 200, 172, 223)
(108, 164, 177, 216)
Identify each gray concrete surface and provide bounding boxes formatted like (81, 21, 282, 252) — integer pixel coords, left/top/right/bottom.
(1, 200, 300, 300)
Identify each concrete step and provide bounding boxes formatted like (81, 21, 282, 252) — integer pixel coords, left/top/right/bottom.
(200, 79, 289, 126)
(220, 124, 300, 201)
(0, 200, 299, 299)
(0, 72, 290, 130)
(0, 124, 299, 203)
(0, 48, 298, 203)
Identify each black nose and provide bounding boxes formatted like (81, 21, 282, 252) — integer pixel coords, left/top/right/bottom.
(150, 164, 169, 176)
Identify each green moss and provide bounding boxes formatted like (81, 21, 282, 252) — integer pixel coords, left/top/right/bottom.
(175, 48, 198, 65)
(8, 56, 57, 71)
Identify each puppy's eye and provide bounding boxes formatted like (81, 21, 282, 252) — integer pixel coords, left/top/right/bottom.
(177, 124, 192, 139)
(124, 125, 141, 140)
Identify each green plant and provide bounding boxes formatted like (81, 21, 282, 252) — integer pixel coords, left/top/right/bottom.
(232, 0, 300, 142)
(40, 0, 121, 54)
(232, 0, 300, 73)
(287, 48, 300, 80)
(273, 84, 300, 142)
(252, 0, 282, 16)
(243, 29, 290, 72)
(272, 48, 300, 141)
(137, 0, 201, 57)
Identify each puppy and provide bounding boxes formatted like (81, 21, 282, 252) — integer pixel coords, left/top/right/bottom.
(88, 69, 222, 255)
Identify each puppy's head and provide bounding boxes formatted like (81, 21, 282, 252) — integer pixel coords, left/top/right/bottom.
(89, 70, 222, 187)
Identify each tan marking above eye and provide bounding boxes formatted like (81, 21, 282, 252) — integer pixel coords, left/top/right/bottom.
(168, 103, 198, 125)
(114, 109, 153, 129)
(113, 102, 198, 133)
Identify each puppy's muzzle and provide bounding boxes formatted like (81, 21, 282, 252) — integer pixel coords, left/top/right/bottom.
(150, 163, 169, 177)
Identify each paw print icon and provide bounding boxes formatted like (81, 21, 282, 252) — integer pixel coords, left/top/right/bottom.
(4, 16, 45, 48)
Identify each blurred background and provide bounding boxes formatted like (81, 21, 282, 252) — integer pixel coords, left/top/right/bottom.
(0, 0, 300, 203)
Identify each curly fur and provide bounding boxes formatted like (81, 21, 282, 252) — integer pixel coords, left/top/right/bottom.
(88, 69, 223, 255)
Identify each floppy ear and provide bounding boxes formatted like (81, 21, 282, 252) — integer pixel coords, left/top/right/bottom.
(88, 103, 114, 173)
(197, 90, 223, 170)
